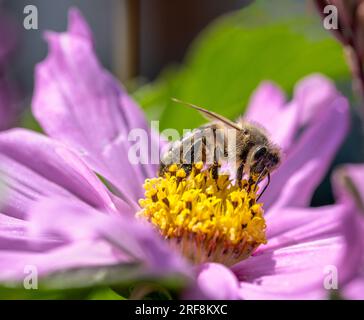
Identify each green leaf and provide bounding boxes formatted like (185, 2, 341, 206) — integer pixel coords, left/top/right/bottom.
(19, 108, 43, 132)
(0, 285, 91, 300)
(87, 287, 126, 300)
(133, 0, 350, 133)
(0, 263, 188, 300)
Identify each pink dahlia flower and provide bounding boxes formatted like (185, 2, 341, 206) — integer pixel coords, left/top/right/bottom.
(0, 9, 355, 299)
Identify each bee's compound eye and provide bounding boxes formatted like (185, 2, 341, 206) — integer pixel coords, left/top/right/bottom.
(253, 146, 267, 161)
(269, 153, 280, 166)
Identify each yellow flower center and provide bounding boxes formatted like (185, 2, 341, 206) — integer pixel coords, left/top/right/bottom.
(137, 162, 267, 266)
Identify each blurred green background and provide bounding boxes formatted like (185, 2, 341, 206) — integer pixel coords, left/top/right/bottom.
(133, 0, 350, 132)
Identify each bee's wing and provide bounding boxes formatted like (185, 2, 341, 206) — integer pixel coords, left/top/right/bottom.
(182, 135, 205, 163)
(172, 98, 242, 131)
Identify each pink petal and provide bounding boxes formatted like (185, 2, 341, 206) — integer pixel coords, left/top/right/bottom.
(236, 282, 324, 300)
(0, 213, 61, 252)
(186, 263, 239, 299)
(96, 210, 190, 277)
(32, 9, 158, 205)
(0, 129, 121, 219)
(333, 164, 364, 205)
(261, 96, 349, 210)
(0, 197, 190, 282)
(245, 81, 297, 150)
(245, 76, 341, 156)
(0, 240, 121, 282)
(342, 278, 364, 300)
(331, 165, 364, 298)
(28, 198, 106, 243)
(264, 205, 347, 251)
(67, 8, 92, 40)
(28, 198, 189, 278)
(230, 203, 350, 299)
(293, 74, 339, 126)
(338, 200, 364, 287)
(233, 237, 344, 299)
(245, 81, 286, 122)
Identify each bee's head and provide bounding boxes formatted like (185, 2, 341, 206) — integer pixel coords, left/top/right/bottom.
(248, 145, 281, 176)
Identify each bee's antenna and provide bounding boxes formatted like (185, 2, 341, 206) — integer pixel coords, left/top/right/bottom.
(257, 172, 270, 201)
(248, 169, 265, 193)
(171, 98, 242, 130)
(256, 168, 266, 185)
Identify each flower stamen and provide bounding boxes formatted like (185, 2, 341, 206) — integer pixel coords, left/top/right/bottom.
(138, 163, 267, 266)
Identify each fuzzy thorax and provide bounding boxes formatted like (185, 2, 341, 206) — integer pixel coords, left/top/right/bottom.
(138, 163, 267, 266)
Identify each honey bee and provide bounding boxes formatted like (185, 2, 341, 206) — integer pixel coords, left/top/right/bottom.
(159, 99, 281, 199)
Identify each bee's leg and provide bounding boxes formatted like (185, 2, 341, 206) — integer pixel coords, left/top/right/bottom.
(247, 176, 255, 192)
(180, 136, 197, 177)
(211, 162, 219, 179)
(248, 169, 265, 193)
(210, 160, 221, 180)
(257, 172, 270, 201)
(236, 163, 244, 187)
(210, 144, 221, 180)
(256, 168, 267, 184)
(158, 163, 168, 177)
(181, 163, 193, 176)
